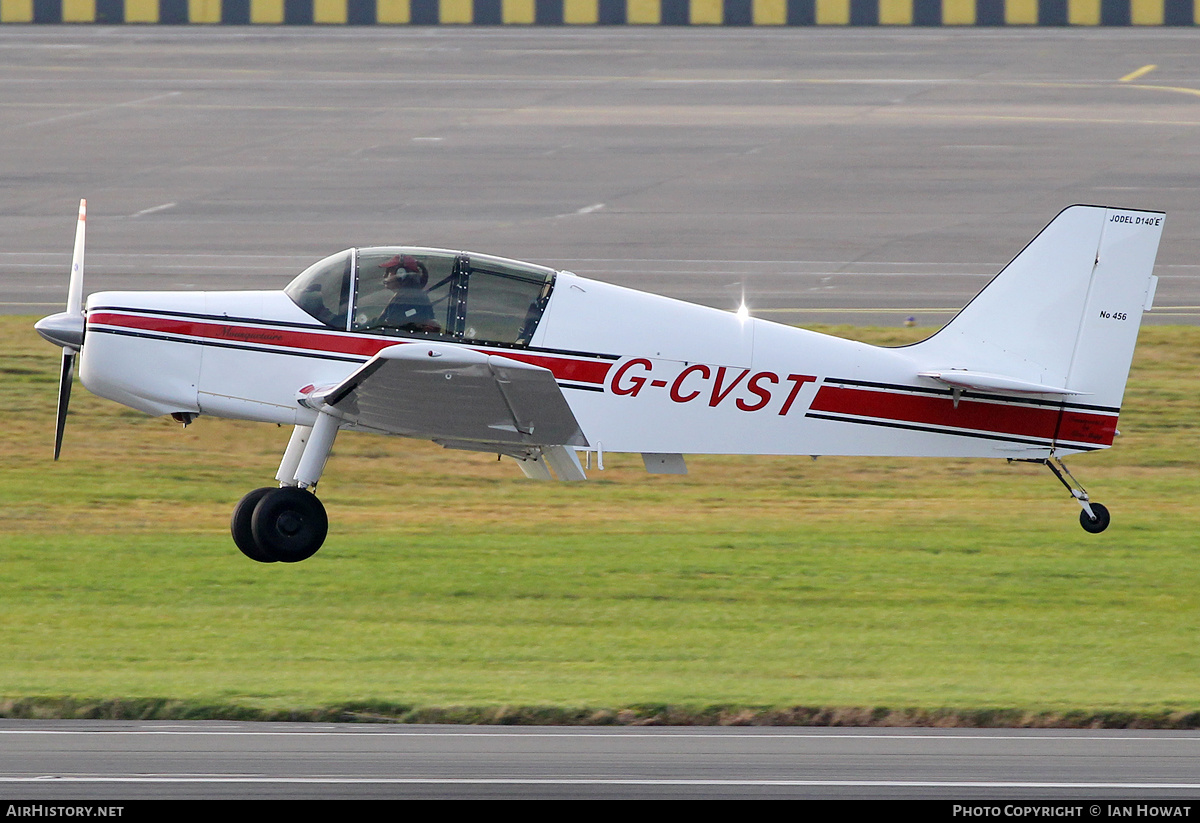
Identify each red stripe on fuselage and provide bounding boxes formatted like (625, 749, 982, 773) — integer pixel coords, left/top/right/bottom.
(810, 385, 1116, 447)
(89, 312, 392, 358)
(489, 351, 612, 385)
(86, 312, 613, 385)
(1056, 410, 1118, 447)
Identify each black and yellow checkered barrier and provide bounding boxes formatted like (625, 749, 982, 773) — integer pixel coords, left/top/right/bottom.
(2, 0, 1196, 24)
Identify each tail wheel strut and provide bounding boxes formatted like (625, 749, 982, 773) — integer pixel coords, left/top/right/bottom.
(1039, 456, 1110, 534)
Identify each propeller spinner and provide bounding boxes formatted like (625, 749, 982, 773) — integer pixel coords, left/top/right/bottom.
(34, 198, 87, 460)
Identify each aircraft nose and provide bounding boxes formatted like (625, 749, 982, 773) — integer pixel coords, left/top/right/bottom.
(35, 311, 85, 350)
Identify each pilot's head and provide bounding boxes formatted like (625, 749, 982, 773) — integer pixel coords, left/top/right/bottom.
(380, 255, 424, 289)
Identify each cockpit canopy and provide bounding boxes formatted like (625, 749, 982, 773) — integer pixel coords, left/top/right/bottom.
(284, 247, 557, 348)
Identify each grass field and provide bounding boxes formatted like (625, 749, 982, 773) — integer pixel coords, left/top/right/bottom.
(3, 317, 1199, 725)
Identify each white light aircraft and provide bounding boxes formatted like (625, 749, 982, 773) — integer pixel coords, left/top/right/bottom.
(36, 201, 1164, 562)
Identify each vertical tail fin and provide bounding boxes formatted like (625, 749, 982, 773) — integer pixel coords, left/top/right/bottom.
(911, 205, 1163, 414)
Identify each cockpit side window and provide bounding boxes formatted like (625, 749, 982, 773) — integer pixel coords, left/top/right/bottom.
(352, 249, 459, 338)
(460, 258, 554, 346)
(284, 250, 351, 329)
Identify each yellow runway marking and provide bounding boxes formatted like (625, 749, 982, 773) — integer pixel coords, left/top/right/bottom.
(1120, 65, 1157, 83)
(1123, 83, 1200, 100)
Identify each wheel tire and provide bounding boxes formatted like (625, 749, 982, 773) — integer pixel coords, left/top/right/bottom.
(1079, 502, 1111, 534)
(250, 487, 328, 563)
(231, 487, 278, 563)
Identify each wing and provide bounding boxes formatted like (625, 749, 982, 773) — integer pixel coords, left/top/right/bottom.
(309, 343, 588, 448)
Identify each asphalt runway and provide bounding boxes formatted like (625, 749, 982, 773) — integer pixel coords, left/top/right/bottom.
(2, 26, 1199, 327)
(3, 720, 1200, 801)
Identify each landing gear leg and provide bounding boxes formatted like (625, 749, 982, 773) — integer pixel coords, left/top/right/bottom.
(275, 424, 312, 487)
(232, 413, 340, 563)
(291, 412, 338, 492)
(1039, 455, 1110, 534)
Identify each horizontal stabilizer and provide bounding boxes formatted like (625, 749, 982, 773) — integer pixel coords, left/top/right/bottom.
(918, 370, 1089, 396)
(311, 344, 588, 447)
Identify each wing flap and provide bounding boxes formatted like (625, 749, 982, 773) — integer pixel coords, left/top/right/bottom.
(311, 344, 588, 447)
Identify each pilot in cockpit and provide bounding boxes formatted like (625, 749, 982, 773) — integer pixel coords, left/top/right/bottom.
(377, 254, 440, 333)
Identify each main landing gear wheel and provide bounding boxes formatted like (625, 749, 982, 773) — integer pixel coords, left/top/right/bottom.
(250, 486, 328, 563)
(1079, 502, 1111, 534)
(231, 487, 278, 563)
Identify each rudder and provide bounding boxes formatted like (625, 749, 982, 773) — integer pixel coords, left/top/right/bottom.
(1062, 207, 1163, 409)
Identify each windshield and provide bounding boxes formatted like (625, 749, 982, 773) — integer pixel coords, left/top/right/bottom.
(284, 250, 351, 329)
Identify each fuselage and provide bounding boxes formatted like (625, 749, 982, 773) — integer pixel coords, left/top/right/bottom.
(78, 253, 1117, 461)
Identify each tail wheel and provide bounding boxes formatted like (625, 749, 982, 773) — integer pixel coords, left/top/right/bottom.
(1037, 457, 1112, 535)
(250, 487, 328, 563)
(1079, 502, 1111, 534)
(231, 487, 278, 563)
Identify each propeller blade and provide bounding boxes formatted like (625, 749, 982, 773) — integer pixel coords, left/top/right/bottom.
(67, 199, 85, 317)
(53, 349, 75, 461)
(39, 199, 87, 460)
